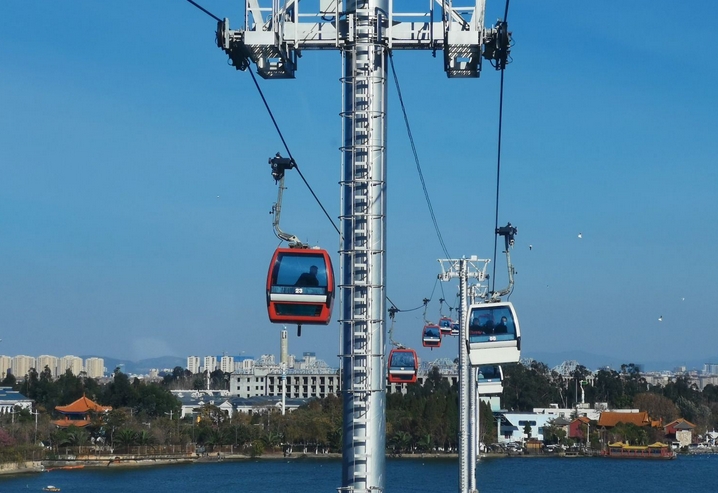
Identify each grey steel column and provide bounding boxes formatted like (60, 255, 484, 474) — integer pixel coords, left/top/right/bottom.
(470, 366, 477, 491)
(458, 259, 469, 493)
(339, 1, 388, 491)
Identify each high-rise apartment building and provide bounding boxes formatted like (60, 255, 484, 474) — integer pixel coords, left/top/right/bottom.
(84, 357, 105, 378)
(36, 355, 60, 377)
(11, 355, 36, 379)
(220, 356, 234, 373)
(203, 356, 218, 373)
(59, 355, 83, 376)
(234, 359, 254, 372)
(0, 356, 12, 379)
(187, 356, 200, 374)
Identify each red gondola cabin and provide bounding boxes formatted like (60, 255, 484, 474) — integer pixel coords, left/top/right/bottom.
(422, 324, 442, 348)
(266, 248, 335, 325)
(387, 348, 418, 384)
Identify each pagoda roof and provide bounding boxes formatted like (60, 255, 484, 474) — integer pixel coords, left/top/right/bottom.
(55, 395, 111, 414)
(52, 418, 92, 428)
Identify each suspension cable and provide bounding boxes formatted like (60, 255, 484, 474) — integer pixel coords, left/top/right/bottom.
(183, 0, 340, 237)
(388, 52, 451, 259)
(185, 0, 449, 318)
(491, 0, 511, 295)
(184, 0, 222, 22)
(386, 277, 439, 314)
(439, 282, 454, 311)
(248, 70, 341, 236)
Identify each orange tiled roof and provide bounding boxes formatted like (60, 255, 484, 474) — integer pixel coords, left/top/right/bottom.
(55, 395, 112, 414)
(597, 411, 651, 428)
(572, 416, 591, 425)
(664, 418, 696, 430)
(52, 418, 91, 428)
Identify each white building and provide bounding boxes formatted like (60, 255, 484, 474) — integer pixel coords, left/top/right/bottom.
(229, 367, 340, 400)
(11, 355, 36, 379)
(533, 403, 606, 422)
(0, 356, 12, 380)
(257, 354, 275, 366)
(498, 413, 554, 443)
(84, 357, 105, 378)
(203, 356, 218, 373)
(0, 387, 33, 413)
(220, 356, 234, 373)
(59, 355, 83, 376)
(187, 356, 201, 374)
(235, 359, 254, 372)
(36, 355, 60, 377)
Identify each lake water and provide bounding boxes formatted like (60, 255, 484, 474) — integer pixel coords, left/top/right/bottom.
(1, 455, 715, 493)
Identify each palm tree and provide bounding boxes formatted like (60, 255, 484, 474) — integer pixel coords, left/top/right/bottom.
(113, 428, 137, 453)
(417, 434, 432, 453)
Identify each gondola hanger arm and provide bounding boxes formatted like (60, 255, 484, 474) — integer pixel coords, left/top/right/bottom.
(269, 153, 305, 248)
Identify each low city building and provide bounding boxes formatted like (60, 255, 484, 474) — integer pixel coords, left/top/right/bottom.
(229, 363, 340, 400)
(597, 411, 655, 429)
(664, 418, 696, 447)
(0, 387, 33, 414)
(498, 413, 553, 443)
(568, 416, 591, 440)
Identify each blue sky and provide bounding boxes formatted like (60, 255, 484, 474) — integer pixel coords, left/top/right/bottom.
(1, 1, 716, 369)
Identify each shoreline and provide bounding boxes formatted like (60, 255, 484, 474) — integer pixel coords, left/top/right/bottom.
(2, 449, 708, 476)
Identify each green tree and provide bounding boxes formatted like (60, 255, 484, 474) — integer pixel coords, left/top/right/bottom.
(523, 422, 532, 441)
(633, 392, 678, 423)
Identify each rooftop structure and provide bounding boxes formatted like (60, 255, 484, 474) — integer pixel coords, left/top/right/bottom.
(53, 395, 112, 428)
(0, 387, 33, 413)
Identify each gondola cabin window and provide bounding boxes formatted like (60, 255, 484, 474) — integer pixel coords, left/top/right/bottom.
(468, 305, 516, 343)
(477, 365, 502, 382)
(271, 253, 329, 294)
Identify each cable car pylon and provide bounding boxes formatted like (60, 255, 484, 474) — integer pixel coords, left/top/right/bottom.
(213, 2, 510, 492)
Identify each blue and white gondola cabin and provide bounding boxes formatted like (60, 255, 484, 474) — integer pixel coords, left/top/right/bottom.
(266, 247, 335, 325)
(438, 317, 453, 335)
(450, 322, 460, 337)
(387, 349, 418, 384)
(477, 365, 504, 396)
(467, 302, 520, 366)
(422, 324, 442, 348)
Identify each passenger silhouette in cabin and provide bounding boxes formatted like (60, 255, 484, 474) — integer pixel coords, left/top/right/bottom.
(494, 316, 508, 334)
(469, 316, 483, 337)
(295, 265, 320, 287)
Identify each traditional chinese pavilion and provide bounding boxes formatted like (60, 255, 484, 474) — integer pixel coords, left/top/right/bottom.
(53, 395, 112, 428)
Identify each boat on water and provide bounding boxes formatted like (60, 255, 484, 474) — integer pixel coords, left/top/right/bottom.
(603, 442, 676, 459)
(43, 487, 61, 492)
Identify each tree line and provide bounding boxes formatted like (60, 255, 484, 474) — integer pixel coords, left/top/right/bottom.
(1, 361, 717, 462)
